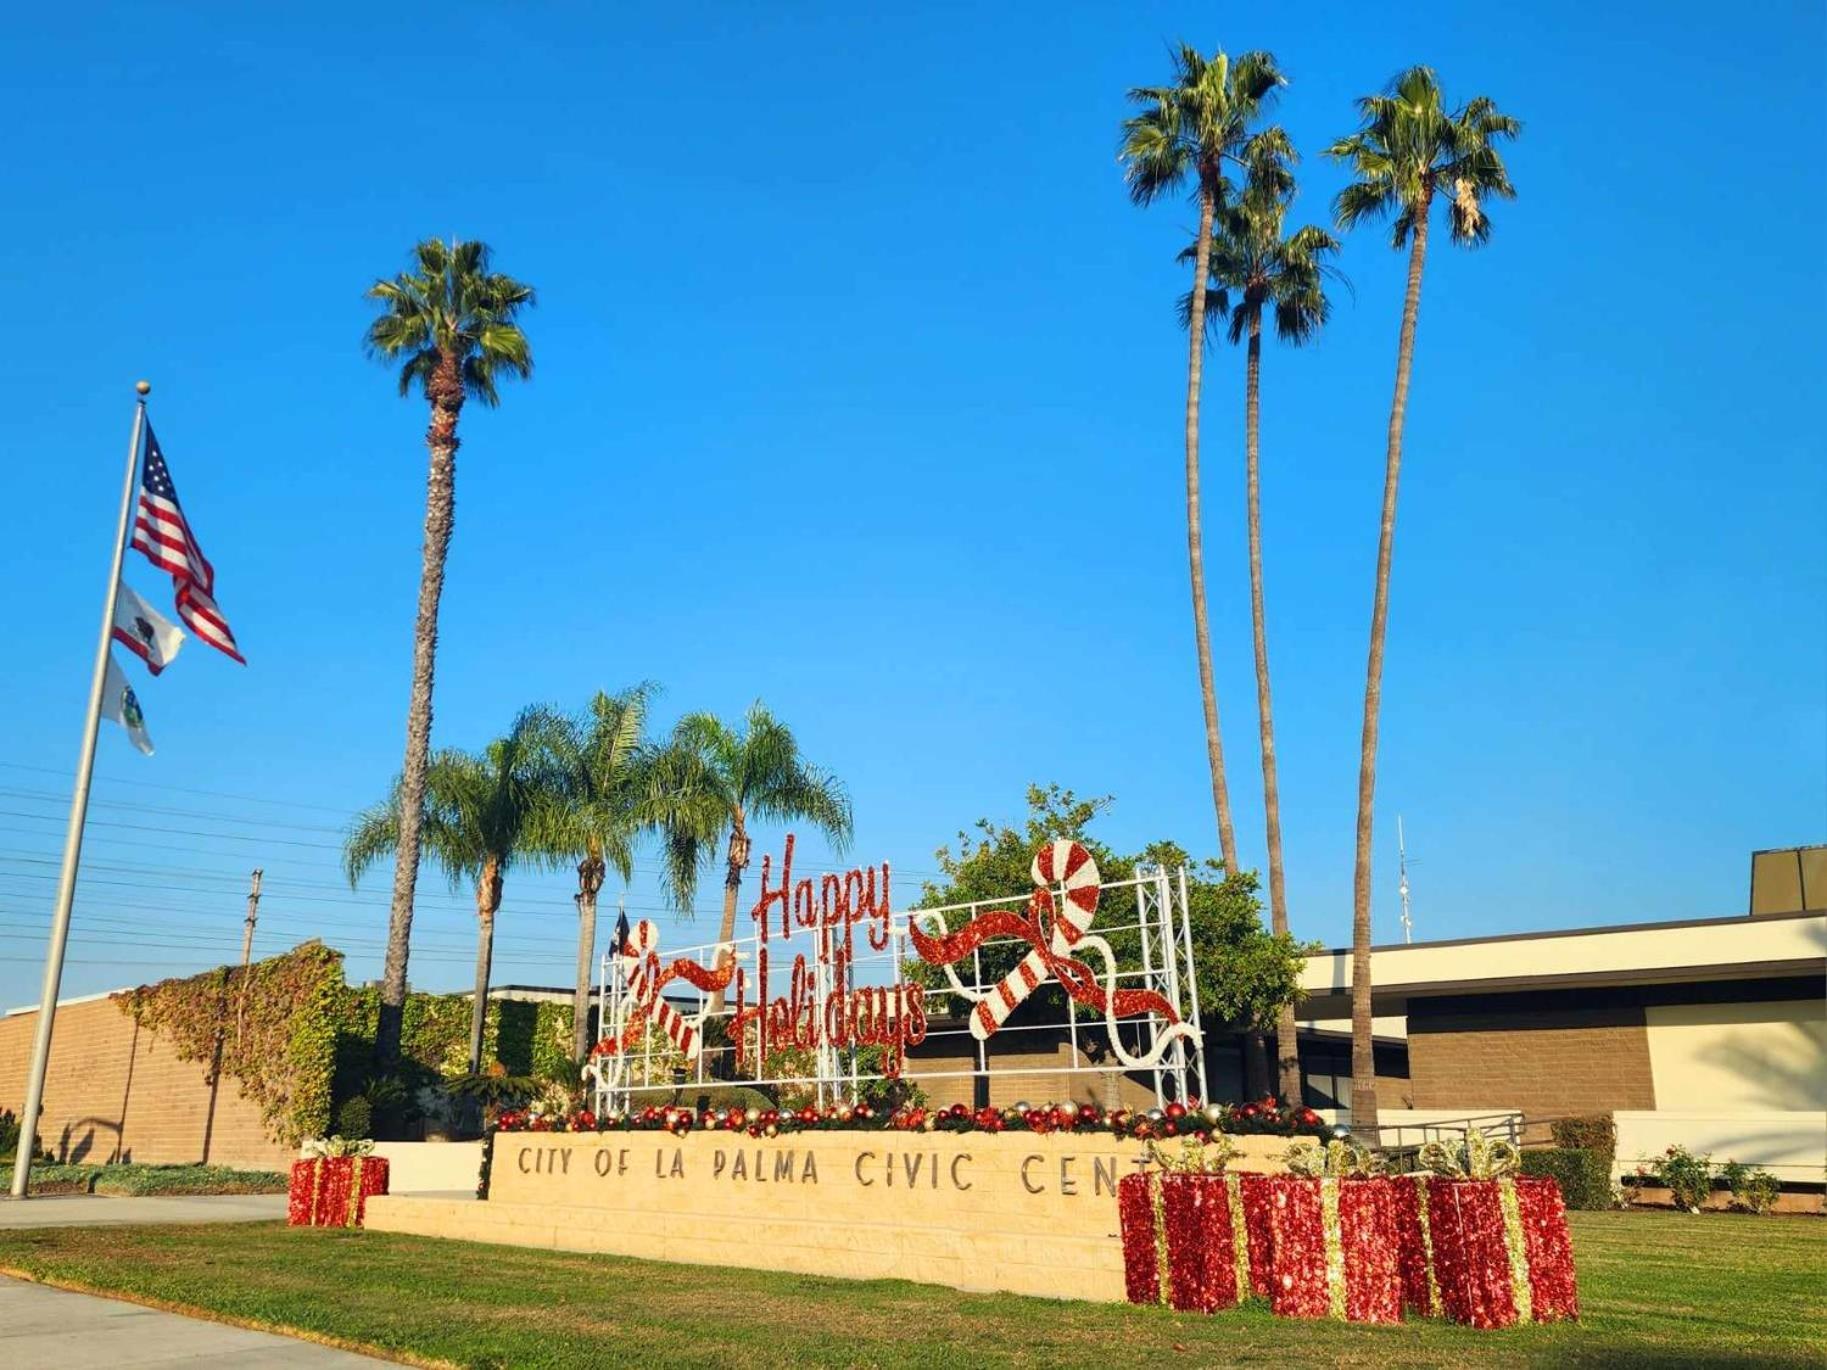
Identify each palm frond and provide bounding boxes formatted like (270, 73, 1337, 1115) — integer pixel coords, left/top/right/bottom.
(1329, 68, 1519, 251)
(364, 238, 536, 403)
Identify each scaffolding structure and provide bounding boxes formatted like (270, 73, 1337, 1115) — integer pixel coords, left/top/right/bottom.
(586, 860, 1209, 1115)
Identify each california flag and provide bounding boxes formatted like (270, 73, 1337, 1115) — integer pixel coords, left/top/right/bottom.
(102, 651, 155, 755)
(111, 582, 185, 676)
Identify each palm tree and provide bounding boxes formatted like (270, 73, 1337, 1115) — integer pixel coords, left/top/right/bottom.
(521, 684, 661, 1062)
(363, 238, 535, 1068)
(1187, 132, 1342, 1103)
(1328, 68, 1519, 1134)
(658, 703, 853, 1013)
(1121, 45, 1285, 879)
(344, 711, 562, 1075)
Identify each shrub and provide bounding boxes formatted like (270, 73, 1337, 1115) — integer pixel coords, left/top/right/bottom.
(334, 1094, 374, 1140)
(1519, 1146, 1613, 1210)
(1651, 1144, 1715, 1211)
(0, 1109, 44, 1164)
(1719, 1160, 1782, 1215)
(90, 1164, 287, 1197)
(1549, 1114, 1616, 1161)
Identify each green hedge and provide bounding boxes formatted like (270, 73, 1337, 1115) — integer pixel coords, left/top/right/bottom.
(0, 1163, 287, 1197)
(1520, 1147, 1613, 1210)
(1549, 1114, 1616, 1161)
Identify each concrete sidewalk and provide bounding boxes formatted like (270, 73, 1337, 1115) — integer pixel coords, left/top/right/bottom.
(0, 1192, 287, 1228)
(0, 1276, 385, 1365)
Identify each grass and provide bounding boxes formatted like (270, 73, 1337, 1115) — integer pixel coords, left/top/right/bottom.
(0, 1163, 287, 1197)
(0, 1211, 1820, 1368)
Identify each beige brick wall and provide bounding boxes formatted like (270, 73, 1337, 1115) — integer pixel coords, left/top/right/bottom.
(0, 996, 294, 1169)
(1407, 1003, 1657, 1128)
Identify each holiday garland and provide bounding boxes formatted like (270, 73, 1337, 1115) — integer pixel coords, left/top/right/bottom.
(493, 1096, 1331, 1141)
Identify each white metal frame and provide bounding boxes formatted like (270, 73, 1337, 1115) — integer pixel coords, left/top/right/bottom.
(587, 863, 1209, 1115)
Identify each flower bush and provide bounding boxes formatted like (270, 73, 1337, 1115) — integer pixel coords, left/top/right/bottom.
(1719, 1160, 1782, 1215)
(1650, 1145, 1715, 1212)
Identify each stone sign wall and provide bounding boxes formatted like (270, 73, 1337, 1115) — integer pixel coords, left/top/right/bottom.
(365, 1130, 1307, 1301)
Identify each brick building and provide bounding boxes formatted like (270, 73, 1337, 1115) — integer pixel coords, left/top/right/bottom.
(1298, 905, 1825, 1177)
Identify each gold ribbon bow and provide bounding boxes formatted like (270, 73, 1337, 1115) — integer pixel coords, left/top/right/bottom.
(1284, 1137, 1385, 1178)
(303, 1135, 376, 1159)
(1418, 1128, 1519, 1179)
(1147, 1135, 1237, 1175)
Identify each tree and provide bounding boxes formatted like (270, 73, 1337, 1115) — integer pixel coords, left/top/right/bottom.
(1327, 68, 1519, 1133)
(656, 702, 853, 1012)
(344, 710, 562, 1075)
(519, 686, 653, 1063)
(906, 785, 1309, 1061)
(1120, 45, 1285, 878)
(363, 238, 535, 1067)
(524, 684, 729, 1062)
(1186, 132, 1342, 1102)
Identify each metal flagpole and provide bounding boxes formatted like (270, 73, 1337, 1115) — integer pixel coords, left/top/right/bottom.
(8, 381, 149, 1199)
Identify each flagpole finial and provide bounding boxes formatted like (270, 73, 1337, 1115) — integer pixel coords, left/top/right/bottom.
(135, 380, 151, 396)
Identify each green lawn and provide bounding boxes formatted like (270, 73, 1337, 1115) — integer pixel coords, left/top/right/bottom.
(0, 1211, 1820, 1368)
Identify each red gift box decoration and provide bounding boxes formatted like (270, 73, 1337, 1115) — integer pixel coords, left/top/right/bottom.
(1265, 1176, 1402, 1323)
(1117, 1171, 1240, 1313)
(1227, 1171, 1275, 1299)
(1424, 1176, 1578, 1328)
(287, 1155, 390, 1228)
(1390, 1172, 1442, 1317)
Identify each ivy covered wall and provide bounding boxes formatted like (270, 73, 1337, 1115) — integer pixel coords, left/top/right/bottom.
(118, 943, 576, 1147)
(119, 942, 346, 1146)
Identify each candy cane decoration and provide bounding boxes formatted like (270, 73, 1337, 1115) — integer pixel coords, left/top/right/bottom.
(970, 839, 1101, 1040)
(909, 839, 1201, 1070)
(592, 920, 733, 1062)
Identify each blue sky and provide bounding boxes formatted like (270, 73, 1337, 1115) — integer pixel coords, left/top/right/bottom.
(2, 3, 1821, 1009)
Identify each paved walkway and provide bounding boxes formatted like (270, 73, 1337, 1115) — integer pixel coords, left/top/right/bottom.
(0, 1192, 287, 1228)
(0, 1276, 385, 1366)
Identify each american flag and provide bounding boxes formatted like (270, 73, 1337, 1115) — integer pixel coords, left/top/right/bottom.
(129, 424, 245, 664)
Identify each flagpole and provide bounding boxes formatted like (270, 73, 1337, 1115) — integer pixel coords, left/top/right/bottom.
(8, 381, 149, 1199)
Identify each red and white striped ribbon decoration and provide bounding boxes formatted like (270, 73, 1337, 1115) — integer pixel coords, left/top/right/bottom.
(970, 839, 1101, 1041)
(622, 921, 703, 1060)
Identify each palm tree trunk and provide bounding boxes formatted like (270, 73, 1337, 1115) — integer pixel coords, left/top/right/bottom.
(377, 349, 464, 1068)
(1183, 178, 1240, 876)
(704, 821, 750, 1016)
(467, 857, 503, 1076)
(1350, 210, 1431, 1139)
(1245, 316, 1303, 1105)
(573, 853, 606, 1063)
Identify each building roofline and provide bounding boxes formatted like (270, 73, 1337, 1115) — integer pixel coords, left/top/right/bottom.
(1313, 907, 1820, 959)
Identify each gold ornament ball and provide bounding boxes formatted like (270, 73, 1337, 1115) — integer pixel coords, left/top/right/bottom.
(745, 1107, 761, 1124)
(135, 380, 151, 396)
(1203, 1104, 1226, 1128)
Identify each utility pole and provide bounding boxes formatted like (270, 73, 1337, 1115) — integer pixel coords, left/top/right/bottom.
(1397, 816, 1414, 945)
(240, 868, 263, 966)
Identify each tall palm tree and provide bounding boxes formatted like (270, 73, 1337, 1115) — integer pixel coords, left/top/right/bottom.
(1328, 68, 1519, 1133)
(522, 684, 662, 1062)
(363, 238, 535, 1067)
(658, 703, 853, 1013)
(1188, 132, 1342, 1103)
(1121, 45, 1285, 879)
(344, 711, 562, 1075)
